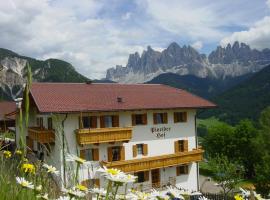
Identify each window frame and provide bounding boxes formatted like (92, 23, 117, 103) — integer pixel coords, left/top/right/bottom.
(174, 112, 187, 123)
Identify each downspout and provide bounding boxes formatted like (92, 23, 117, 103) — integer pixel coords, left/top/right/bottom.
(195, 112, 200, 191)
(61, 113, 68, 187)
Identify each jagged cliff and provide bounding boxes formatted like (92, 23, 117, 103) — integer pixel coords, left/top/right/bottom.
(106, 42, 270, 83)
(0, 48, 89, 100)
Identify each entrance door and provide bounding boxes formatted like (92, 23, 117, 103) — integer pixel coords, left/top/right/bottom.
(151, 169, 160, 188)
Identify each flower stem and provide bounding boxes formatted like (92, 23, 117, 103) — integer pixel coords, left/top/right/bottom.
(105, 180, 112, 200)
(113, 183, 120, 200)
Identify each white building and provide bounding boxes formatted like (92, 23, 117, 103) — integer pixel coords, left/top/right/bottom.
(16, 82, 215, 191)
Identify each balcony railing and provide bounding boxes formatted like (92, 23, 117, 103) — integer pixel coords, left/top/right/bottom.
(103, 149, 203, 173)
(28, 127, 55, 144)
(76, 127, 132, 145)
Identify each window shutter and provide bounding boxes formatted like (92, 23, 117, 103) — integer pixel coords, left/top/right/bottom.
(80, 149, 85, 159)
(144, 171, 149, 181)
(183, 112, 187, 122)
(91, 116, 97, 128)
(142, 114, 147, 125)
(120, 146, 125, 160)
(133, 145, 137, 157)
(164, 113, 168, 124)
(79, 116, 83, 129)
(184, 165, 189, 174)
(40, 118, 44, 129)
(94, 179, 100, 187)
(100, 116, 105, 128)
(174, 113, 177, 123)
(92, 149, 99, 161)
(143, 144, 148, 156)
(107, 147, 112, 162)
(132, 114, 136, 126)
(184, 140, 189, 152)
(112, 115, 119, 127)
(153, 113, 157, 124)
(174, 141, 179, 153)
(176, 166, 180, 176)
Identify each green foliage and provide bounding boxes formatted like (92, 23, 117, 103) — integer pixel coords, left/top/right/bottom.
(208, 155, 243, 198)
(202, 65, 270, 125)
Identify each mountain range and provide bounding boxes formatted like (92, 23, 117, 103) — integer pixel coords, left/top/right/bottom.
(106, 42, 270, 83)
(0, 48, 89, 100)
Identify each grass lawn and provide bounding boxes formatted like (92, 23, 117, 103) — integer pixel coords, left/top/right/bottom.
(197, 117, 225, 128)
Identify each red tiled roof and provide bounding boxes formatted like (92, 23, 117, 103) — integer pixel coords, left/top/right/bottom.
(30, 83, 216, 113)
(0, 101, 16, 120)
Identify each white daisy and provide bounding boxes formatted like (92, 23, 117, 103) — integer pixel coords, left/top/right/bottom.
(37, 193, 49, 200)
(16, 177, 34, 189)
(150, 189, 169, 199)
(90, 187, 107, 196)
(62, 188, 86, 198)
(35, 185, 42, 192)
(56, 196, 71, 200)
(166, 186, 185, 199)
(97, 166, 123, 177)
(66, 153, 91, 165)
(43, 163, 59, 175)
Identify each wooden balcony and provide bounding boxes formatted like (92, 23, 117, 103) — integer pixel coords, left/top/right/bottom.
(76, 127, 132, 145)
(103, 149, 203, 173)
(28, 127, 55, 144)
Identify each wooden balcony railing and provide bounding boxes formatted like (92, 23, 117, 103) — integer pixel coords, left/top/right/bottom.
(28, 127, 55, 144)
(76, 127, 132, 145)
(103, 149, 203, 173)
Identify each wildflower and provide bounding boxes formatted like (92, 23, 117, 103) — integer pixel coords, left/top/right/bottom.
(3, 150, 11, 158)
(16, 177, 34, 189)
(35, 185, 42, 192)
(56, 196, 71, 200)
(234, 194, 244, 200)
(62, 188, 86, 198)
(97, 166, 123, 176)
(75, 184, 88, 192)
(22, 163, 35, 174)
(37, 193, 49, 200)
(106, 173, 137, 183)
(15, 150, 23, 155)
(90, 187, 107, 196)
(23, 158, 28, 162)
(166, 186, 185, 199)
(150, 189, 169, 199)
(66, 153, 91, 165)
(43, 163, 59, 175)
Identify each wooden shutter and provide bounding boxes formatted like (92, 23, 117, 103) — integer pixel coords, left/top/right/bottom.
(183, 112, 187, 122)
(142, 114, 147, 125)
(100, 116, 105, 128)
(94, 179, 100, 187)
(176, 166, 180, 176)
(40, 117, 44, 129)
(184, 165, 189, 174)
(112, 115, 119, 127)
(153, 113, 157, 124)
(144, 171, 149, 181)
(92, 149, 99, 161)
(174, 141, 179, 153)
(48, 117, 53, 130)
(120, 146, 125, 160)
(184, 140, 189, 152)
(164, 113, 168, 124)
(91, 116, 97, 128)
(107, 147, 113, 162)
(132, 114, 136, 126)
(133, 145, 137, 157)
(80, 149, 86, 159)
(143, 144, 148, 156)
(174, 113, 177, 123)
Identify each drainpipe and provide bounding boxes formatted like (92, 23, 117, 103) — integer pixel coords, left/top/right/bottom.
(195, 112, 200, 191)
(61, 113, 68, 187)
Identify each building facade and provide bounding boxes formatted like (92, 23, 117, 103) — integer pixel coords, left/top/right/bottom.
(16, 83, 215, 191)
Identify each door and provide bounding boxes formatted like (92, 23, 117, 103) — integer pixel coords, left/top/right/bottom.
(151, 169, 160, 188)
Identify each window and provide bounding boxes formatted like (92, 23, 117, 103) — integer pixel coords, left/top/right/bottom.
(132, 114, 147, 125)
(174, 112, 187, 123)
(153, 113, 167, 124)
(174, 140, 188, 153)
(134, 171, 149, 183)
(37, 117, 43, 128)
(101, 115, 119, 128)
(112, 147, 121, 161)
(104, 116, 113, 128)
(176, 165, 189, 176)
(137, 144, 143, 155)
(80, 148, 99, 161)
(48, 117, 53, 130)
(81, 116, 97, 128)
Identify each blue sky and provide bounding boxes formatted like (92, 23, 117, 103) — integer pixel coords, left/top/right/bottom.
(0, 0, 270, 78)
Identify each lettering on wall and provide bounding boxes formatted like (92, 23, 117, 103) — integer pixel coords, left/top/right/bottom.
(151, 127, 171, 138)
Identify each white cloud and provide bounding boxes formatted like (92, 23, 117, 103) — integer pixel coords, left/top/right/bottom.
(220, 16, 270, 50)
(191, 41, 203, 50)
(267, 0, 270, 8)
